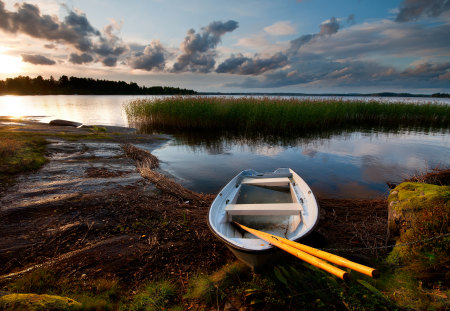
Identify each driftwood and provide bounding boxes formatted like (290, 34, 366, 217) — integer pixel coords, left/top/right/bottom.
(122, 143, 159, 169)
(122, 143, 212, 206)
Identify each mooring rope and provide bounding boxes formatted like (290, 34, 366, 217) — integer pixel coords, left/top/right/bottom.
(320, 233, 450, 252)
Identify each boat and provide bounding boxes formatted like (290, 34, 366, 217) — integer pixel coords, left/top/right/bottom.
(208, 168, 320, 267)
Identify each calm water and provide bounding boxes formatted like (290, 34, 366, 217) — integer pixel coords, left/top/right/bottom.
(148, 130, 449, 198)
(1, 95, 449, 199)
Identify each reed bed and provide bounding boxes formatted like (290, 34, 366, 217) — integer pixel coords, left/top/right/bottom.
(125, 96, 450, 135)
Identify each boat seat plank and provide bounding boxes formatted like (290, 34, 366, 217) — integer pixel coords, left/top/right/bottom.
(225, 203, 301, 216)
(241, 177, 290, 186)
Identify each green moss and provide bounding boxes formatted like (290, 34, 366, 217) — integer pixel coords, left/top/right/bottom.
(0, 293, 81, 311)
(90, 126, 107, 133)
(384, 182, 449, 310)
(0, 131, 48, 179)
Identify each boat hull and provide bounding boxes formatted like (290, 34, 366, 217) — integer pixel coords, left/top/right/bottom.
(208, 168, 319, 267)
(226, 245, 283, 268)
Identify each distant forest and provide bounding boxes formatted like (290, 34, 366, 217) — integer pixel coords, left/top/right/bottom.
(0, 75, 197, 95)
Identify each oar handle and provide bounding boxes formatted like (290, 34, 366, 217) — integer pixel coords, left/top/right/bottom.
(234, 222, 349, 280)
(234, 222, 379, 279)
(250, 226, 379, 278)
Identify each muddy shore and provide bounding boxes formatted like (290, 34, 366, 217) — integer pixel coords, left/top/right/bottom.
(0, 120, 388, 290)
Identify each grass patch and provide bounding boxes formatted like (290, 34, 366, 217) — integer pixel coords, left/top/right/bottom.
(125, 96, 450, 137)
(7, 269, 125, 310)
(127, 280, 178, 311)
(183, 260, 397, 310)
(0, 130, 48, 182)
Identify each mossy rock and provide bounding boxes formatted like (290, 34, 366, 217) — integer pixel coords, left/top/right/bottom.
(386, 182, 449, 280)
(0, 293, 81, 311)
(387, 182, 449, 237)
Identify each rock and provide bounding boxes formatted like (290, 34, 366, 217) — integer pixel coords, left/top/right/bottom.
(386, 182, 449, 271)
(49, 119, 82, 127)
(0, 293, 81, 310)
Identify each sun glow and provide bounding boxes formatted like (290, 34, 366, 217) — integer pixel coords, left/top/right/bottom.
(0, 53, 23, 74)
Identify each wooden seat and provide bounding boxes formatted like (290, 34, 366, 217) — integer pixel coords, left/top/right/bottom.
(241, 177, 290, 187)
(225, 203, 302, 216)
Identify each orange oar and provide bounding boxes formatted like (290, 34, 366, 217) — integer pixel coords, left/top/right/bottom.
(234, 222, 349, 280)
(234, 222, 378, 279)
(238, 222, 378, 278)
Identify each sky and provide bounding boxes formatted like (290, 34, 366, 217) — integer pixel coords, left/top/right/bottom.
(0, 0, 449, 93)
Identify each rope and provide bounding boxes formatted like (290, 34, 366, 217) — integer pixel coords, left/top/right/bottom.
(320, 233, 450, 252)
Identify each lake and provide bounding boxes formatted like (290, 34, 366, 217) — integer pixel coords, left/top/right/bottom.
(1, 95, 449, 198)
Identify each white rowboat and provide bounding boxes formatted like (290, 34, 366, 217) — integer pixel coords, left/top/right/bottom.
(208, 168, 320, 267)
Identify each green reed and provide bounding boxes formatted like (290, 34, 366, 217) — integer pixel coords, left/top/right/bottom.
(125, 96, 450, 135)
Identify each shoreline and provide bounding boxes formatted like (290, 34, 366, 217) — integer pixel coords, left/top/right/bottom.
(0, 119, 389, 282)
(1, 119, 447, 309)
(12, 119, 446, 310)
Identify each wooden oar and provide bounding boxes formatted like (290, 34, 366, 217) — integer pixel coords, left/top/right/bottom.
(235, 222, 378, 279)
(254, 228, 378, 278)
(234, 222, 349, 280)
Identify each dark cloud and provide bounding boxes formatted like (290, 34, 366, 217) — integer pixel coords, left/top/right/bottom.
(299, 22, 450, 60)
(229, 59, 450, 90)
(216, 52, 288, 75)
(44, 43, 56, 49)
(319, 17, 340, 36)
(0, 1, 97, 51)
(287, 34, 315, 54)
(102, 56, 118, 67)
(93, 23, 128, 58)
(347, 14, 355, 24)
(129, 41, 166, 71)
(0, 0, 128, 66)
(172, 20, 238, 73)
(21, 54, 56, 65)
(401, 62, 450, 79)
(396, 0, 450, 22)
(218, 16, 341, 76)
(222, 13, 450, 91)
(69, 53, 93, 64)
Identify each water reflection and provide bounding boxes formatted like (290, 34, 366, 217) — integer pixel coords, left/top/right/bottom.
(144, 127, 449, 199)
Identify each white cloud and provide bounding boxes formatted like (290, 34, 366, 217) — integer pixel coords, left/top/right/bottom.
(264, 21, 296, 36)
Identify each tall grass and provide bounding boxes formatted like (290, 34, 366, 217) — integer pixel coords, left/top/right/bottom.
(125, 96, 450, 136)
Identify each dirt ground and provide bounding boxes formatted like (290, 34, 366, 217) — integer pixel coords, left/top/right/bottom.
(0, 120, 389, 290)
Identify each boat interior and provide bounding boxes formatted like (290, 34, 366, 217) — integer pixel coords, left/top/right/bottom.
(211, 171, 310, 250)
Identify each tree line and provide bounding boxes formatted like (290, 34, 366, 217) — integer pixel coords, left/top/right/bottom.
(0, 75, 197, 95)
(431, 93, 450, 98)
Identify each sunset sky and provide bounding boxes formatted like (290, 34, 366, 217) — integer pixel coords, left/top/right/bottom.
(0, 0, 449, 93)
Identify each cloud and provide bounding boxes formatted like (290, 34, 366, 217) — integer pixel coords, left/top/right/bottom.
(172, 20, 238, 73)
(129, 40, 167, 71)
(319, 17, 340, 36)
(0, 0, 128, 67)
(232, 58, 450, 90)
(347, 14, 355, 24)
(264, 21, 296, 36)
(395, 0, 450, 22)
(21, 54, 55, 65)
(44, 43, 56, 49)
(218, 16, 341, 77)
(222, 14, 450, 90)
(216, 52, 288, 75)
(69, 52, 93, 64)
(236, 34, 271, 48)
